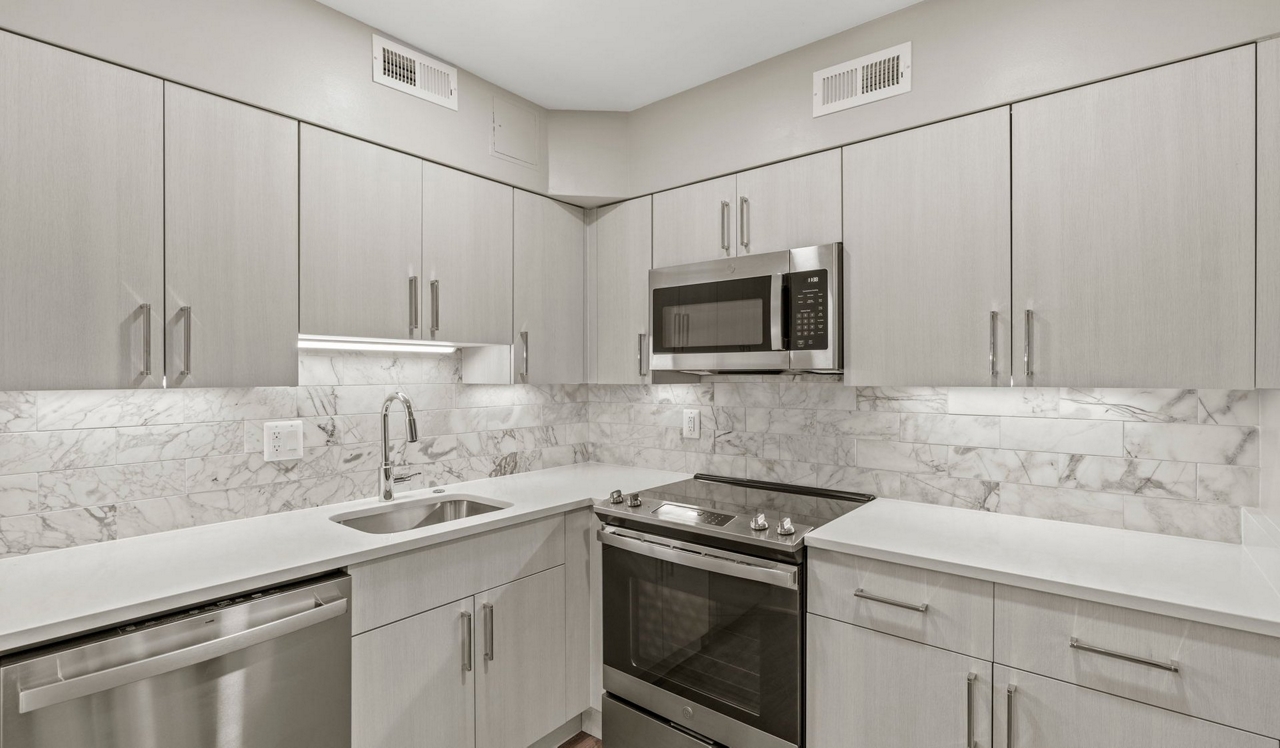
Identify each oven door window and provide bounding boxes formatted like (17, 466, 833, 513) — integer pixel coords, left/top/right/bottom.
(602, 544, 800, 744)
(651, 276, 775, 354)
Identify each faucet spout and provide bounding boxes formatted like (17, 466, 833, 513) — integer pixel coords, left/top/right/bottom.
(380, 391, 419, 502)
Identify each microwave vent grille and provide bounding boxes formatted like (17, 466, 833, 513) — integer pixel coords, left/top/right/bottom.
(813, 42, 911, 117)
(372, 34, 458, 111)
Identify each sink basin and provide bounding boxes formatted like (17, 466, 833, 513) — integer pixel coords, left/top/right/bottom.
(334, 494, 506, 534)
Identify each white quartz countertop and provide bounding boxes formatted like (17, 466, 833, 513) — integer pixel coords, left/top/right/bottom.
(0, 463, 689, 655)
(806, 499, 1280, 639)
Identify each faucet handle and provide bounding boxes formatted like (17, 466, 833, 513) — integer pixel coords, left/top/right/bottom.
(393, 472, 421, 485)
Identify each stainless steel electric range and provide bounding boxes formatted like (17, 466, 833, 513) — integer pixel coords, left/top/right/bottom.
(596, 475, 873, 748)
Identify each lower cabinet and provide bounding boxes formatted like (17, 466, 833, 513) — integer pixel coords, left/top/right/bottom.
(352, 565, 567, 748)
(807, 614, 992, 748)
(994, 666, 1275, 748)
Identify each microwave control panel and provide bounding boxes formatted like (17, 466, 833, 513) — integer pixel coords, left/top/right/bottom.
(787, 269, 828, 350)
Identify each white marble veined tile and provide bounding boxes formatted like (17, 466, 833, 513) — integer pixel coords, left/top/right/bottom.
(296, 385, 386, 418)
(486, 404, 543, 431)
(298, 354, 342, 386)
(397, 432, 483, 465)
(990, 484, 1124, 529)
(114, 495, 207, 540)
(0, 474, 38, 518)
(855, 440, 948, 475)
(743, 457, 817, 486)
(948, 447, 1061, 487)
(813, 465, 901, 498)
(184, 446, 343, 493)
(946, 387, 1059, 418)
(0, 392, 37, 433)
(779, 383, 860, 411)
(1122, 496, 1241, 543)
(1058, 455, 1196, 500)
(632, 448, 690, 473)
(391, 384, 456, 410)
(1197, 464, 1260, 507)
(712, 383, 782, 408)
(0, 429, 117, 477)
(1000, 417, 1122, 456)
(900, 414, 1000, 448)
(338, 353, 425, 385)
(455, 384, 529, 408)
(1060, 388, 1197, 423)
(650, 384, 714, 406)
(765, 434, 842, 465)
(0, 506, 114, 557)
(744, 409, 899, 439)
(40, 461, 185, 510)
(38, 388, 184, 431)
(1123, 423, 1259, 466)
(543, 402, 589, 426)
(265, 471, 376, 514)
(630, 403, 691, 429)
(898, 474, 997, 510)
(337, 442, 383, 474)
(1198, 390, 1260, 426)
(185, 388, 295, 422)
(588, 402, 632, 425)
(116, 422, 243, 464)
(855, 387, 947, 414)
(420, 352, 462, 384)
(713, 431, 768, 458)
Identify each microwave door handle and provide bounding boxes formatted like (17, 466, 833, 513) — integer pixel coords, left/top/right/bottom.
(771, 272, 784, 350)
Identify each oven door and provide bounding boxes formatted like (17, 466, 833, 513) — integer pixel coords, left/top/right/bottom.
(649, 252, 790, 372)
(600, 527, 802, 748)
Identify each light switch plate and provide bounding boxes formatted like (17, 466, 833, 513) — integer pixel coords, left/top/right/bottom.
(264, 420, 304, 461)
(683, 409, 700, 439)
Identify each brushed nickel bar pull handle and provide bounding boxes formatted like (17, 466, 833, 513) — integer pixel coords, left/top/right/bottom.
(720, 201, 730, 254)
(989, 310, 998, 385)
(179, 306, 192, 377)
(739, 196, 750, 251)
(966, 673, 977, 748)
(638, 332, 648, 377)
(482, 602, 494, 662)
(1006, 684, 1017, 747)
(520, 331, 529, 379)
(429, 279, 440, 337)
(1024, 309, 1034, 383)
(461, 611, 473, 673)
(409, 276, 420, 335)
(1069, 637, 1179, 672)
(853, 588, 928, 612)
(139, 303, 152, 377)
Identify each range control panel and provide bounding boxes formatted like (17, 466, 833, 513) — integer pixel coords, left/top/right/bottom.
(786, 268, 828, 350)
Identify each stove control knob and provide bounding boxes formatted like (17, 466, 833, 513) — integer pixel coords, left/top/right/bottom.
(626, 493, 642, 507)
(749, 513, 769, 531)
(777, 517, 796, 536)
(608, 489, 624, 504)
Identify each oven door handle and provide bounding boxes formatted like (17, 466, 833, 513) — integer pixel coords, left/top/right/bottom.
(770, 272, 785, 351)
(597, 528, 799, 590)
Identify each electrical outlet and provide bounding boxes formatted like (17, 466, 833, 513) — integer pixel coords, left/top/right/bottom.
(263, 420, 304, 462)
(682, 409, 700, 439)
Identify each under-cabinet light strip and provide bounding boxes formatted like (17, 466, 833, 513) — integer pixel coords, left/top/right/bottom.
(297, 335, 457, 354)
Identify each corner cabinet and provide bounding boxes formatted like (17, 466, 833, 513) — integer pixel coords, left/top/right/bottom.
(653, 175, 737, 268)
(164, 84, 299, 388)
(514, 191, 586, 384)
(1012, 46, 1255, 389)
(1259, 38, 1280, 388)
(0, 30, 164, 391)
(594, 196, 653, 384)
(300, 124, 423, 341)
(843, 107, 1011, 386)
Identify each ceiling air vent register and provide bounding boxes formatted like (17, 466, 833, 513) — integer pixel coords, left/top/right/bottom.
(372, 34, 458, 111)
(813, 42, 911, 118)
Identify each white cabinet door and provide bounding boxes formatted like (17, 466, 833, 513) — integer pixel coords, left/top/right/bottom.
(300, 125, 422, 340)
(1012, 47, 1255, 389)
(0, 31, 163, 391)
(736, 149, 842, 255)
(808, 614, 992, 748)
(994, 666, 1275, 748)
(1259, 39, 1280, 388)
(594, 196, 653, 384)
(164, 84, 298, 388)
(352, 597, 476, 748)
(843, 107, 1012, 386)
(652, 175, 737, 268)
(514, 191, 585, 384)
(476, 567, 568, 748)
(422, 161, 514, 345)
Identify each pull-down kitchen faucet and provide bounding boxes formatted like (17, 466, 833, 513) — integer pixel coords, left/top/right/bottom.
(380, 391, 420, 502)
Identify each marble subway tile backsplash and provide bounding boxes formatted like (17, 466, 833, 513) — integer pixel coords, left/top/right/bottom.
(589, 380, 1264, 543)
(0, 353, 589, 558)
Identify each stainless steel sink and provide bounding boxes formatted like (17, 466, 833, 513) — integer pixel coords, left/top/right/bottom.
(334, 495, 506, 534)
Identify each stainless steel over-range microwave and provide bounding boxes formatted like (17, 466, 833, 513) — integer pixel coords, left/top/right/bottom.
(648, 244, 842, 373)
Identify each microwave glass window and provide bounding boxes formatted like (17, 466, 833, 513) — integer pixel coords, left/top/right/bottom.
(662, 298, 763, 349)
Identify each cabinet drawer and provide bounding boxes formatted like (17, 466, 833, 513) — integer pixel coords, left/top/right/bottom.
(350, 515, 565, 634)
(995, 584, 1280, 738)
(808, 550, 994, 659)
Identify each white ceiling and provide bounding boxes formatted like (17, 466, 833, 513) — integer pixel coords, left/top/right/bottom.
(317, 0, 924, 111)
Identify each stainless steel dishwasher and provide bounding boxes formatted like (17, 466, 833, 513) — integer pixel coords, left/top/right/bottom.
(1, 573, 351, 748)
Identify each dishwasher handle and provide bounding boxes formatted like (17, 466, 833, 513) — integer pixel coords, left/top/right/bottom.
(18, 595, 348, 714)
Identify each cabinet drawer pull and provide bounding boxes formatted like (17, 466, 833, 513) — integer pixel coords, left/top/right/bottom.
(409, 276, 420, 334)
(720, 201, 730, 253)
(853, 588, 928, 612)
(989, 310, 998, 385)
(638, 332, 648, 377)
(1069, 637, 1180, 672)
(1006, 684, 1016, 747)
(429, 279, 440, 337)
(965, 672, 977, 748)
(1023, 309, 1034, 383)
(482, 602, 495, 662)
(179, 306, 193, 377)
(739, 196, 750, 251)
(139, 303, 152, 377)
(461, 611, 473, 673)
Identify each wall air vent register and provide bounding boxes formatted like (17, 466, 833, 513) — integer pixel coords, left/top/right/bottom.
(372, 34, 458, 111)
(813, 41, 912, 117)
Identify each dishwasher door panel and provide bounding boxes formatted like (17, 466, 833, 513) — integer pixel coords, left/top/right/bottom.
(1, 576, 351, 748)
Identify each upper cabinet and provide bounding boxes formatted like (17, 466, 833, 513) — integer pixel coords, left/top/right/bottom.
(0, 31, 164, 391)
(736, 149, 842, 255)
(594, 197, 653, 385)
(164, 84, 299, 388)
(1012, 47, 1255, 389)
(514, 191, 586, 384)
(300, 125, 423, 341)
(1259, 39, 1280, 388)
(653, 175, 737, 268)
(422, 162, 514, 345)
(844, 108, 1011, 386)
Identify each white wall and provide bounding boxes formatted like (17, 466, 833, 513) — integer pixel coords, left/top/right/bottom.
(546, 111, 630, 206)
(0, 0, 550, 193)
